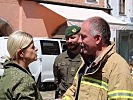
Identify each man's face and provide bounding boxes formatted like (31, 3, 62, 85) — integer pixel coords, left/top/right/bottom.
(66, 34, 81, 51)
(79, 23, 97, 56)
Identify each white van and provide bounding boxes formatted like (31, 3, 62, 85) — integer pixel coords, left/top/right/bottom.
(0, 37, 66, 90)
(29, 38, 66, 89)
(0, 37, 9, 64)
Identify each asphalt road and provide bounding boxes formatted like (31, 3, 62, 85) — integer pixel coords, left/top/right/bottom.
(40, 90, 55, 100)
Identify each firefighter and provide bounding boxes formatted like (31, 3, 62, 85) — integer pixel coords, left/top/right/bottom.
(63, 17, 133, 100)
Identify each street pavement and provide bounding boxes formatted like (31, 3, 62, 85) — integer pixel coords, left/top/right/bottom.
(40, 90, 55, 100)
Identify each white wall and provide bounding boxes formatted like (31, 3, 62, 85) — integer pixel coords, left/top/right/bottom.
(109, 0, 133, 23)
(109, 0, 133, 30)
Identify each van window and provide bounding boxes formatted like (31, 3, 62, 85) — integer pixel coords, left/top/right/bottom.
(40, 40, 60, 55)
(60, 40, 67, 52)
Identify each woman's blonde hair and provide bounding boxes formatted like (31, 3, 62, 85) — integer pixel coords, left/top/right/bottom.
(7, 30, 33, 60)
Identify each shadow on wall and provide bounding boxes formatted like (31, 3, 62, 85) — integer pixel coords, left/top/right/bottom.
(21, 1, 66, 38)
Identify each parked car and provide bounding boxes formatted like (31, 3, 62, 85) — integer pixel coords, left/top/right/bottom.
(0, 37, 66, 90)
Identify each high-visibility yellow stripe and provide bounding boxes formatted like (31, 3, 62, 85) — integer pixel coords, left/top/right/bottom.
(82, 77, 108, 86)
(81, 81, 108, 91)
(109, 90, 133, 94)
(108, 90, 133, 99)
(74, 76, 108, 91)
(63, 96, 70, 100)
(80, 77, 108, 91)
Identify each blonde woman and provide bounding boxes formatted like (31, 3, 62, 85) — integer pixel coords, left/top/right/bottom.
(0, 31, 43, 100)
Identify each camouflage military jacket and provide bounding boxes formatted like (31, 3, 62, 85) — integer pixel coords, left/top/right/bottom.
(53, 50, 83, 95)
(0, 61, 43, 100)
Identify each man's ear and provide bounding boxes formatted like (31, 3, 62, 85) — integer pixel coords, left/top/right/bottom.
(94, 34, 102, 44)
(17, 49, 24, 58)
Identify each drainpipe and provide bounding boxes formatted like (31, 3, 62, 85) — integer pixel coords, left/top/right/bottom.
(107, 0, 111, 9)
(106, 0, 112, 14)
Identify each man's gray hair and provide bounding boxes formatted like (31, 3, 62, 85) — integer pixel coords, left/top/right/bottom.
(87, 16, 111, 46)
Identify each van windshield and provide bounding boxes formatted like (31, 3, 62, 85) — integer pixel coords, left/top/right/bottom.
(40, 40, 60, 55)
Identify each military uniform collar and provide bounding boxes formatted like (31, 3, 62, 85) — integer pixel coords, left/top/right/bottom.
(3, 60, 33, 78)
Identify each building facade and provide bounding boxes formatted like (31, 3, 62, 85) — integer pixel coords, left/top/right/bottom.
(108, 0, 133, 68)
(36, 0, 105, 8)
(0, 0, 66, 38)
(35, 0, 111, 13)
(109, 0, 133, 29)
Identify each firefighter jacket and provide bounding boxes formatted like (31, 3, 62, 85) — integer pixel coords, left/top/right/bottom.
(0, 60, 43, 100)
(53, 50, 83, 96)
(63, 44, 133, 100)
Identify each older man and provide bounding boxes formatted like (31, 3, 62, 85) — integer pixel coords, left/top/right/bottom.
(63, 17, 133, 100)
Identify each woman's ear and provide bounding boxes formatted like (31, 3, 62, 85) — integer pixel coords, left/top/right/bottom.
(17, 49, 24, 58)
(94, 34, 102, 45)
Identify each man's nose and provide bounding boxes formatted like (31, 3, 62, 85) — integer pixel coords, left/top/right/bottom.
(78, 35, 82, 44)
(68, 38, 71, 42)
(78, 36, 84, 53)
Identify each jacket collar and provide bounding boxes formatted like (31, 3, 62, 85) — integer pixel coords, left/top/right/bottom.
(3, 60, 32, 76)
(94, 43, 115, 65)
(78, 43, 115, 75)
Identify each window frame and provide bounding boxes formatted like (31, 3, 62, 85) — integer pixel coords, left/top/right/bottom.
(119, 0, 125, 15)
(40, 40, 60, 55)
